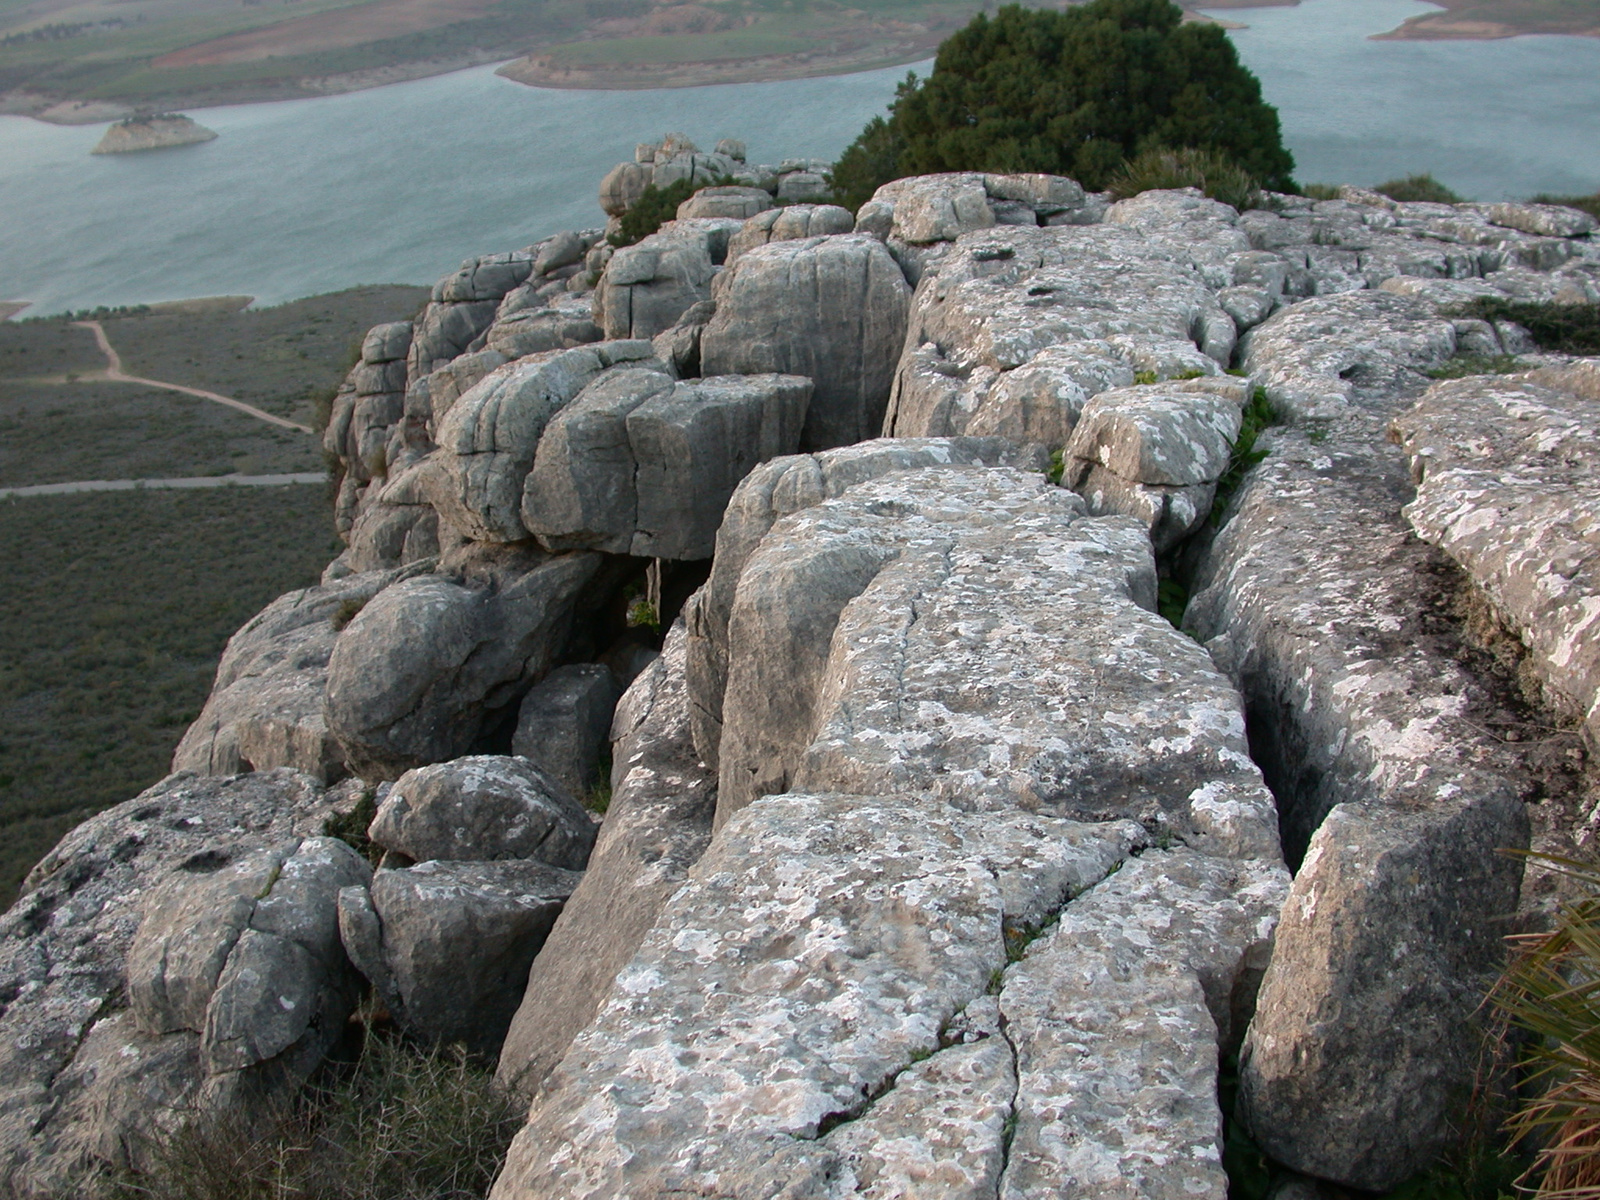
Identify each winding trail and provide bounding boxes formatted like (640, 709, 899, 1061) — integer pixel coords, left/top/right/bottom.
(72, 319, 315, 434)
(0, 473, 326, 499)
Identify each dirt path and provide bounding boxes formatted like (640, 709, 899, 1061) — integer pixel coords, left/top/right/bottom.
(72, 319, 315, 434)
(0, 472, 326, 499)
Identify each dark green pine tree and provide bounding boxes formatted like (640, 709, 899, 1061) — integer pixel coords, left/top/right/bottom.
(829, 0, 1295, 211)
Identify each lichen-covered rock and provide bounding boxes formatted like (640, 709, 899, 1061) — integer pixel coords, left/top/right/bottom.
(324, 551, 602, 779)
(885, 224, 1236, 443)
(0, 770, 340, 1189)
(1393, 368, 1600, 742)
(496, 624, 717, 1097)
(1238, 289, 1456, 423)
(715, 468, 1278, 863)
(675, 185, 772, 221)
(511, 664, 622, 798)
(173, 567, 422, 782)
(522, 366, 811, 559)
(1064, 379, 1246, 551)
(683, 437, 1048, 768)
(1186, 417, 1530, 1189)
(484, 292, 603, 359)
(342, 859, 580, 1055)
(130, 837, 370, 1077)
(700, 233, 910, 450)
(368, 755, 595, 867)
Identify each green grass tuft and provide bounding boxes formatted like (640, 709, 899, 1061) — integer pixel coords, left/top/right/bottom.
(1373, 173, 1464, 204)
(1426, 354, 1526, 381)
(1210, 387, 1277, 528)
(1106, 146, 1262, 212)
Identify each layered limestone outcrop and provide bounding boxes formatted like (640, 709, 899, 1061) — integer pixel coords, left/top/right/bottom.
(6, 141, 1600, 1197)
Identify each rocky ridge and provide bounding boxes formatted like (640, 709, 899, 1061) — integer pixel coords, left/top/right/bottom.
(4, 132, 1600, 1197)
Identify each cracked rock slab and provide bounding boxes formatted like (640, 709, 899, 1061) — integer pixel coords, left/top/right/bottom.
(1391, 367, 1600, 743)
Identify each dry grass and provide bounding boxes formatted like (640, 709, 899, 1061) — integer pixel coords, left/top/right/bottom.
(1493, 857, 1600, 1198)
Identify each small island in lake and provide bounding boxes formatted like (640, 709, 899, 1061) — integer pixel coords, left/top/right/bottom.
(91, 114, 217, 155)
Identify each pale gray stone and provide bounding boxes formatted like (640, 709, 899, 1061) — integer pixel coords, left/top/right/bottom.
(324, 552, 602, 779)
(434, 251, 535, 304)
(676, 185, 772, 220)
(1238, 291, 1457, 422)
(776, 170, 830, 203)
(429, 341, 658, 543)
(496, 625, 717, 1097)
(1073, 465, 1216, 555)
(714, 137, 746, 162)
(0, 770, 338, 1189)
(361, 321, 413, 364)
(512, 664, 622, 799)
(700, 233, 910, 449)
(1186, 418, 1532, 1188)
(522, 367, 811, 560)
(1487, 200, 1598, 239)
(1065, 384, 1242, 487)
(1392, 369, 1600, 742)
(885, 225, 1237, 440)
(485, 293, 603, 359)
(598, 161, 649, 217)
(872, 172, 996, 243)
(533, 229, 593, 276)
(593, 219, 741, 341)
(358, 859, 581, 1055)
(726, 203, 856, 263)
(335, 460, 444, 574)
(716, 468, 1278, 863)
(368, 754, 595, 867)
(683, 437, 1049, 768)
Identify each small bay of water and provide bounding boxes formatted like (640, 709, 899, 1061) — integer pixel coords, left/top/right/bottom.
(1211, 0, 1600, 201)
(1, 0, 1597, 316)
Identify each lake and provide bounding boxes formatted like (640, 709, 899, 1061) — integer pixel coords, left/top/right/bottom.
(1, 0, 1597, 316)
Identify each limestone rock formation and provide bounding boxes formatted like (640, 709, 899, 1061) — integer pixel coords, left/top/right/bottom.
(15, 144, 1600, 1197)
(1393, 363, 1600, 742)
(324, 550, 602, 778)
(521, 364, 811, 558)
(700, 233, 910, 449)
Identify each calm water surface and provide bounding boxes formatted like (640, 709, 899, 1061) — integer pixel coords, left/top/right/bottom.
(2, 0, 1598, 315)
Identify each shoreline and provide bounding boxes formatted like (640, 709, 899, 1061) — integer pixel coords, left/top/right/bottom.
(6, 0, 1599, 123)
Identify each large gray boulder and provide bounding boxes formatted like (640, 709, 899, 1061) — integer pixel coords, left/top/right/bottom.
(593, 219, 741, 341)
(511, 664, 622, 798)
(428, 341, 658, 543)
(1392, 365, 1600, 743)
(332, 459, 444, 575)
(854, 172, 1093, 246)
(0, 770, 343, 1190)
(884, 224, 1236, 445)
(324, 551, 602, 779)
(1238, 289, 1456, 422)
(521, 365, 811, 559)
(675, 185, 772, 221)
(484, 292, 603, 359)
(682, 436, 1049, 768)
(173, 567, 423, 782)
(339, 859, 580, 1056)
(1186, 415, 1530, 1189)
(700, 233, 911, 450)
(496, 624, 717, 1097)
(128, 836, 371, 1077)
(1064, 378, 1248, 552)
(367, 755, 596, 867)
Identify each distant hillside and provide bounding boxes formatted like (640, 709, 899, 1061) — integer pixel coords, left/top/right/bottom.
(0, 284, 427, 899)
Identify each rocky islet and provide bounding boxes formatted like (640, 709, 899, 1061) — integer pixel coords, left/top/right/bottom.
(4, 132, 1600, 1196)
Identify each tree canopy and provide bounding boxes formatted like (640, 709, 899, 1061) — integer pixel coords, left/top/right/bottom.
(829, 0, 1295, 210)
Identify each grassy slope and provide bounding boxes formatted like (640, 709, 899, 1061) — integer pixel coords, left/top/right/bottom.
(0, 284, 428, 901)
